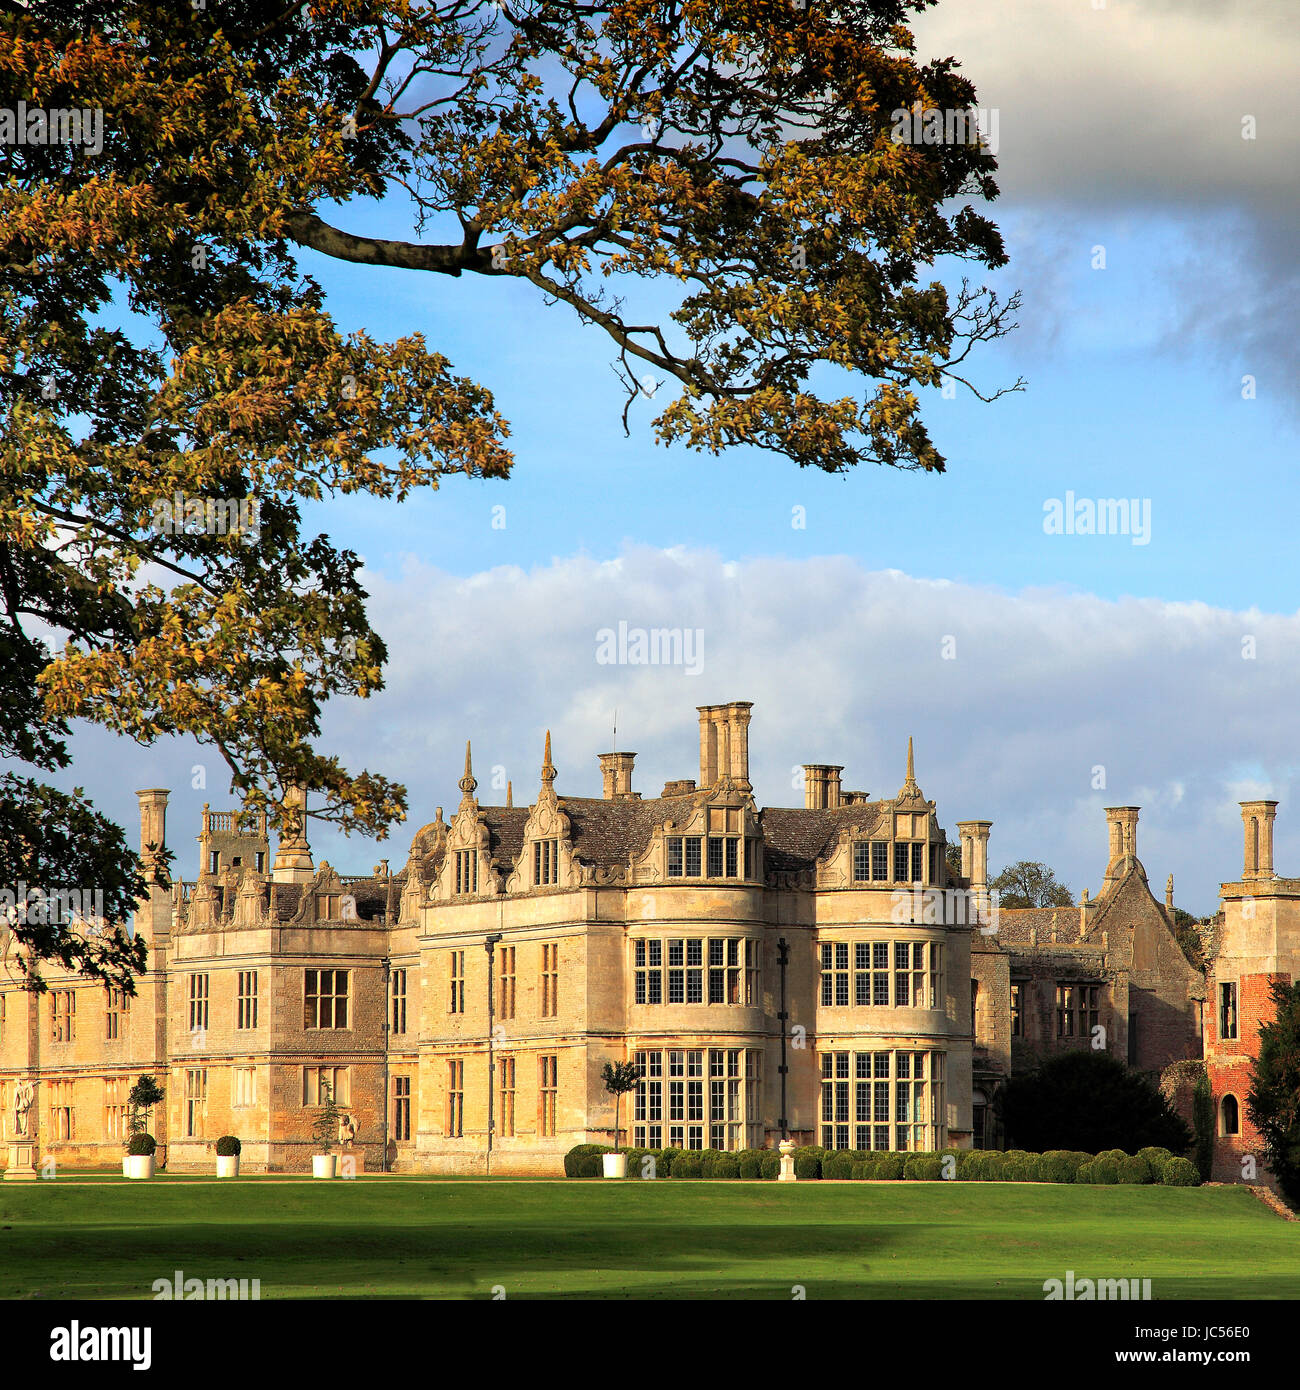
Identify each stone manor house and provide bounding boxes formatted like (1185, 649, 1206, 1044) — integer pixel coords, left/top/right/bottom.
(0, 702, 1293, 1184)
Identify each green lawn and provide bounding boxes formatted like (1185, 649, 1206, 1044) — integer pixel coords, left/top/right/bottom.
(1, 1179, 1295, 1300)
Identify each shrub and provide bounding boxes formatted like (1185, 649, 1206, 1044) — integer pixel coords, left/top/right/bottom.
(672, 1153, 703, 1179)
(794, 1154, 822, 1180)
(1162, 1156, 1201, 1187)
(758, 1151, 780, 1180)
(127, 1132, 156, 1157)
(738, 1153, 762, 1179)
(1080, 1157, 1121, 1185)
(821, 1152, 855, 1180)
(1039, 1153, 1077, 1183)
(707, 1155, 740, 1179)
(1118, 1155, 1154, 1184)
(1000, 1157, 1027, 1182)
(1098, 1148, 1128, 1162)
(873, 1153, 904, 1180)
(563, 1144, 606, 1177)
(1137, 1146, 1173, 1168)
(904, 1155, 944, 1181)
(1247, 980, 1300, 1205)
(1193, 1069, 1215, 1181)
(215, 1135, 241, 1157)
(1002, 1050, 1194, 1154)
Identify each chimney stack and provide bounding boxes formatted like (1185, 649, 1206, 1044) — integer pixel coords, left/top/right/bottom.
(134, 789, 172, 941)
(272, 784, 315, 884)
(599, 751, 637, 800)
(1240, 800, 1278, 879)
(697, 701, 753, 791)
(802, 765, 844, 809)
(956, 820, 992, 912)
(1103, 806, 1140, 882)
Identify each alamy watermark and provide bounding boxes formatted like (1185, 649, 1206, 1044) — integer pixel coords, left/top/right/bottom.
(595, 620, 704, 676)
(1, 102, 104, 154)
(1043, 492, 1151, 546)
(0, 883, 105, 927)
(150, 494, 262, 543)
(890, 103, 1000, 156)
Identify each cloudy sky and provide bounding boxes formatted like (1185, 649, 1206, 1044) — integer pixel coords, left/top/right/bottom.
(29, 0, 1300, 916)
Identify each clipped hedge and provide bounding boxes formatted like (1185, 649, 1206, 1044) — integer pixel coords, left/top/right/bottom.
(1162, 1156, 1200, 1186)
(561, 1143, 1202, 1185)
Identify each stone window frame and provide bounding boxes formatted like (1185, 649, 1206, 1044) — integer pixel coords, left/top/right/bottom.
(1219, 980, 1239, 1041)
(236, 970, 259, 1030)
(498, 1054, 516, 1137)
(818, 938, 942, 1010)
(187, 973, 210, 1034)
(105, 986, 129, 1041)
(184, 1066, 208, 1138)
(633, 1047, 761, 1152)
(819, 1047, 945, 1152)
(393, 1073, 412, 1141)
(303, 1065, 351, 1107)
(633, 935, 758, 1007)
(390, 968, 408, 1035)
(232, 1066, 256, 1109)
(540, 943, 559, 1018)
(446, 1059, 464, 1137)
(50, 988, 76, 1043)
(1219, 1093, 1240, 1137)
(303, 968, 349, 1030)
(533, 838, 559, 887)
(497, 946, 516, 1020)
(538, 1054, 558, 1137)
(448, 950, 466, 1014)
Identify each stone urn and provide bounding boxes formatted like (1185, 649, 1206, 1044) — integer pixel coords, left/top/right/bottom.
(777, 1138, 797, 1182)
(602, 1152, 627, 1179)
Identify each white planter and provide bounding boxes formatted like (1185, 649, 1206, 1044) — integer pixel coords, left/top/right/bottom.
(602, 1153, 627, 1179)
(124, 1155, 155, 1180)
(312, 1154, 337, 1180)
(122, 1156, 130, 1176)
(216, 1155, 240, 1178)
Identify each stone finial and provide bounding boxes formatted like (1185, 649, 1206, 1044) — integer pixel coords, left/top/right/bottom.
(898, 736, 920, 798)
(506, 781, 513, 808)
(458, 741, 477, 798)
(541, 730, 557, 787)
(1166, 873, 1174, 910)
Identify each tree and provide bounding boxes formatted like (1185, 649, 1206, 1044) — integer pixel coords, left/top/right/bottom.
(1, 0, 1019, 988)
(1247, 980, 1300, 1205)
(990, 861, 1074, 910)
(1192, 1068, 1214, 1181)
(311, 1079, 343, 1156)
(126, 1074, 165, 1140)
(1000, 1051, 1193, 1155)
(601, 1061, 642, 1153)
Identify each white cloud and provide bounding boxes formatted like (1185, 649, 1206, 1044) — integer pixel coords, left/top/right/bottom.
(31, 546, 1300, 918)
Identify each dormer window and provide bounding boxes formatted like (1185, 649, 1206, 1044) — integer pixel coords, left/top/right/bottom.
(853, 842, 890, 882)
(666, 834, 741, 878)
(534, 839, 559, 886)
(894, 842, 924, 882)
(454, 849, 478, 895)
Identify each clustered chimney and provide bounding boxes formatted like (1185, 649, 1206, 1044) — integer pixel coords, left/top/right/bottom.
(1240, 799, 1278, 879)
(803, 765, 844, 809)
(1102, 806, 1140, 883)
(697, 702, 752, 791)
(598, 751, 637, 800)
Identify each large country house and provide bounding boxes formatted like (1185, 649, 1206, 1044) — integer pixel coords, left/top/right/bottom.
(0, 702, 1293, 1188)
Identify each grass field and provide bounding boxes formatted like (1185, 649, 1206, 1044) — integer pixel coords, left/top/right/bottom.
(1, 1179, 1295, 1300)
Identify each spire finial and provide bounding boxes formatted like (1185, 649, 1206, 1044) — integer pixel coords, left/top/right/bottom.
(506, 781, 513, 808)
(458, 740, 477, 798)
(906, 735, 915, 783)
(541, 730, 557, 786)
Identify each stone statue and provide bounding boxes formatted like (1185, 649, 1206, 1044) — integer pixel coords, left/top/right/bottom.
(338, 1113, 357, 1150)
(12, 1077, 34, 1138)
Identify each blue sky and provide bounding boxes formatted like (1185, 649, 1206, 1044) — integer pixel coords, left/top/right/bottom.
(18, 0, 1300, 917)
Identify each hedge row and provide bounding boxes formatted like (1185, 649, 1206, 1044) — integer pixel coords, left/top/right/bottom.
(564, 1143, 1200, 1186)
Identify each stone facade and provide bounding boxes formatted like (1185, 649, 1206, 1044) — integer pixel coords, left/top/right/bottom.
(1, 703, 1294, 1191)
(970, 807, 1205, 1148)
(1, 703, 981, 1173)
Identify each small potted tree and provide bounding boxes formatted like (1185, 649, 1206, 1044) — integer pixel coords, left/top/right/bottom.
(311, 1080, 340, 1178)
(600, 1061, 641, 1178)
(215, 1135, 241, 1178)
(125, 1132, 157, 1179)
(125, 1075, 164, 1176)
